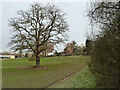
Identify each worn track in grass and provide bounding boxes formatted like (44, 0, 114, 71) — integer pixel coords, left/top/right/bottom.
(47, 65, 87, 88)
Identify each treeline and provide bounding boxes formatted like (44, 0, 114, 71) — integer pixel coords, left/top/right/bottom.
(87, 2, 120, 88)
(3, 40, 86, 58)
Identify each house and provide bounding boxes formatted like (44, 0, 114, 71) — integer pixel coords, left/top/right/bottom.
(64, 43, 74, 55)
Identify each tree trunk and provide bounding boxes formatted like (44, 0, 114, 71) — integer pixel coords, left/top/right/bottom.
(20, 49, 22, 57)
(36, 55, 40, 68)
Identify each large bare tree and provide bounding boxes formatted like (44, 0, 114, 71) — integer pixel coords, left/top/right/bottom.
(8, 3, 69, 68)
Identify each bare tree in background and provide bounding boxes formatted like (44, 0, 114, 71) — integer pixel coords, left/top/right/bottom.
(8, 3, 69, 68)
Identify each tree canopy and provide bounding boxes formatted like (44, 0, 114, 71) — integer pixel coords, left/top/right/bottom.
(8, 3, 69, 68)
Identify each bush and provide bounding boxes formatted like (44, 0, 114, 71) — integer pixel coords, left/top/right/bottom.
(88, 2, 120, 88)
(89, 33, 119, 88)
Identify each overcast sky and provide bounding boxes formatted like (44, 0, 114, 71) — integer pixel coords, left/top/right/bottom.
(0, 1, 91, 52)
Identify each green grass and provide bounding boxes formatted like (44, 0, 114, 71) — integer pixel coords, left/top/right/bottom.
(2, 55, 92, 88)
(49, 66, 96, 88)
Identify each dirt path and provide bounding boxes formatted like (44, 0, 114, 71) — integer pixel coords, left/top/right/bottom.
(46, 65, 87, 88)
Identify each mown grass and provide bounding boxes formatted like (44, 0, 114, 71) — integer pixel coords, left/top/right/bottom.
(49, 66, 96, 88)
(2, 55, 91, 88)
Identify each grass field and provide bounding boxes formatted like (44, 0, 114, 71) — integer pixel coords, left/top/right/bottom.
(2, 55, 95, 88)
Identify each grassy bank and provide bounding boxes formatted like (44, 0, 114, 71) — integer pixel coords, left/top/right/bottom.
(49, 66, 96, 88)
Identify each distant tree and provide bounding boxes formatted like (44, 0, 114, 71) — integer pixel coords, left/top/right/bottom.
(25, 53, 28, 57)
(75, 45, 86, 55)
(0, 51, 12, 55)
(8, 3, 68, 68)
(72, 41, 77, 53)
(54, 50, 59, 56)
(54, 50, 62, 56)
